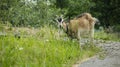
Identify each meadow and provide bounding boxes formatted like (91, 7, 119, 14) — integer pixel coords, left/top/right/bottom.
(0, 0, 120, 67)
(0, 25, 100, 67)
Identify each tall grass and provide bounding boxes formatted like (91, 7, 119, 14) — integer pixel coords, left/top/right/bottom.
(95, 30, 120, 42)
(0, 26, 100, 67)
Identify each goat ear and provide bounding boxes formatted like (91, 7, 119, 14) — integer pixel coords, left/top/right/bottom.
(60, 15, 64, 22)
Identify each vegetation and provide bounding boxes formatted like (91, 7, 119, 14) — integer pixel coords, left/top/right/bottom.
(0, 26, 100, 67)
(95, 30, 120, 42)
(0, 0, 120, 28)
(0, 0, 120, 67)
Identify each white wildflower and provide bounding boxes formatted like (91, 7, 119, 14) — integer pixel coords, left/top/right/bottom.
(45, 39, 49, 42)
(19, 47, 23, 50)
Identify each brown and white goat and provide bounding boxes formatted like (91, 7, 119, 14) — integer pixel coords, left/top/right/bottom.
(56, 13, 99, 45)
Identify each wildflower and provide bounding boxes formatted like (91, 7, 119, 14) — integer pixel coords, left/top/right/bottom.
(19, 47, 23, 50)
(45, 39, 49, 42)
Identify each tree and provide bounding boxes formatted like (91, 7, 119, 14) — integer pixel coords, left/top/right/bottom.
(91, 0, 120, 28)
(54, 0, 95, 19)
(0, 0, 19, 23)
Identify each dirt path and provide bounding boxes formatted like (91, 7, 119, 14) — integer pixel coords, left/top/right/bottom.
(78, 40, 120, 67)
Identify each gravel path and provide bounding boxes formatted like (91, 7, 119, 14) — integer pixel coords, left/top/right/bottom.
(78, 40, 120, 67)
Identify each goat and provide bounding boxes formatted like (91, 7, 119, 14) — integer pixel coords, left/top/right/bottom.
(56, 13, 99, 46)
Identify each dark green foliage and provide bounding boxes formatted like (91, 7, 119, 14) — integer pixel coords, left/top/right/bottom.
(0, 0, 19, 22)
(0, 0, 120, 28)
(113, 25, 120, 32)
(91, 0, 120, 28)
(66, 0, 95, 18)
(55, 0, 69, 9)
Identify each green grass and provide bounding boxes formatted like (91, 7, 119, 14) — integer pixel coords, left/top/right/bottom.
(95, 30, 120, 42)
(0, 26, 100, 67)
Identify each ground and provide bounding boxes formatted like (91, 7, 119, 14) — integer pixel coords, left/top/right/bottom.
(78, 40, 120, 67)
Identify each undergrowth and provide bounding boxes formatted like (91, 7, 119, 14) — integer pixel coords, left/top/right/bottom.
(95, 30, 120, 42)
(0, 26, 100, 67)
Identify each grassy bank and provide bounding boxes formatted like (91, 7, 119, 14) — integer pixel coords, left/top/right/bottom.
(0, 26, 100, 67)
(95, 30, 120, 42)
